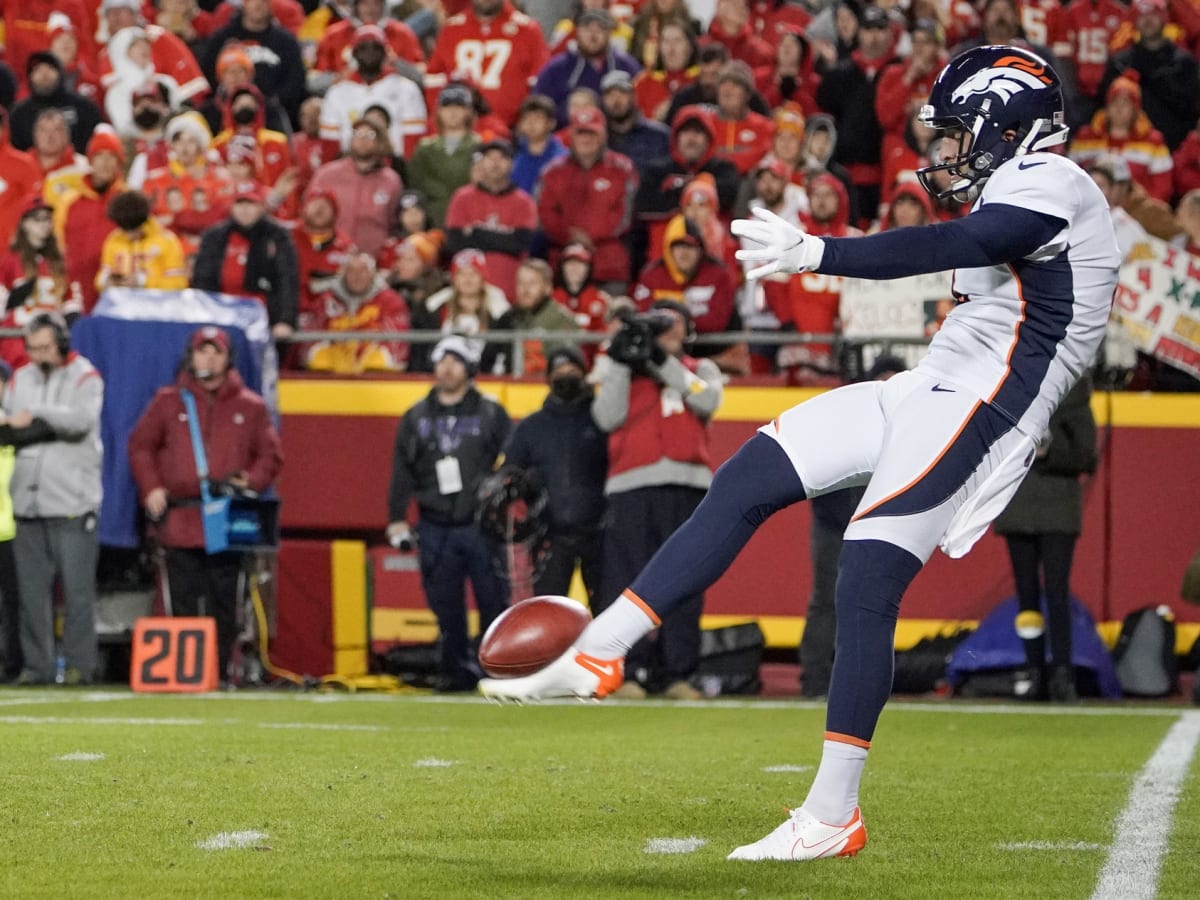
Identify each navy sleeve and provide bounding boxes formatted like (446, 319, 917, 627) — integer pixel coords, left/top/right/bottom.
(817, 204, 1068, 280)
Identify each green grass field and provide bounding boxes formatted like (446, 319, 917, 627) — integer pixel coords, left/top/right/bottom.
(1, 689, 1198, 900)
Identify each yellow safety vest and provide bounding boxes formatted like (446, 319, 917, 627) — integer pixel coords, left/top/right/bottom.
(0, 445, 14, 542)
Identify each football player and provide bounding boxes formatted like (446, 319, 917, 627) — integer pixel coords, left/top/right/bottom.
(481, 45, 1121, 862)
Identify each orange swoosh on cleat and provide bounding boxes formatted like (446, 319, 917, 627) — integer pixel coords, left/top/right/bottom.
(793, 810, 867, 860)
(573, 653, 624, 697)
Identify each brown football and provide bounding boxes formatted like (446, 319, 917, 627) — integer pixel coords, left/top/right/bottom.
(478, 596, 592, 678)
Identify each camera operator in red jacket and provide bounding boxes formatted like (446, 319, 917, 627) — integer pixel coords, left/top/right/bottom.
(128, 326, 283, 684)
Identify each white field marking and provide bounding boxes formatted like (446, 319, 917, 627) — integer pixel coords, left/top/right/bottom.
(414, 758, 457, 768)
(56, 751, 105, 762)
(196, 831, 269, 851)
(0, 715, 205, 726)
(0, 715, 427, 733)
(257, 722, 385, 732)
(1091, 711, 1200, 900)
(644, 837, 708, 855)
(463, 695, 1189, 717)
(0, 696, 84, 708)
(6, 690, 1188, 720)
(761, 764, 813, 773)
(42, 688, 1184, 719)
(998, 841, 1104, 852)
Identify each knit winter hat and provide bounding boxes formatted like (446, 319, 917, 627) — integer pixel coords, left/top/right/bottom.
(165, 110, 213, 147)
(774, 102, 806, 136)
(545, 345, 586, 377)
(401, 233, 439, 266)
(216, 45, 255, 81)
(432, 334, 481, 374)
(450, 248, 488, 276)
(87, 124, 125, 163)
(1106, 70, 1142, 106)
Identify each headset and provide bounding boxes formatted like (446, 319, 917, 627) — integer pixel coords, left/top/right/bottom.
(181, 329, 236, 379)
(25, 311, 70, 356)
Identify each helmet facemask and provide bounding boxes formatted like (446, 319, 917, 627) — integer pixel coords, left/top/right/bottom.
(917, 100, 1068, 203)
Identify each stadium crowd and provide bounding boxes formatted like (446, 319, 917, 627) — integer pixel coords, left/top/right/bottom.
(0, 0, 1195, 389)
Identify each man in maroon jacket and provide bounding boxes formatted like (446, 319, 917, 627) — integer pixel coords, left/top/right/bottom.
(537, 107, 639, 294)
(128, 326, 283, 684)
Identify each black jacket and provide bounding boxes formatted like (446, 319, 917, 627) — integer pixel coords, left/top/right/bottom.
(389, 387, 511, 526)
(814, 54, 895, 168)
(192, 216, 300, 327)
(200, 21, 307, 126)
(502, 390, 608, 533)
(8, 56, 103, 153)
(1099, 42, 1200, 151)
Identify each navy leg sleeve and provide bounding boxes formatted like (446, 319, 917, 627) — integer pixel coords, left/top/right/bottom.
(825, 539, 924, 742)
(629, 433, 808, 618)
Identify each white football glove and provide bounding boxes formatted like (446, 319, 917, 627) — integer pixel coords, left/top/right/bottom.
(732, 206, 826, 280)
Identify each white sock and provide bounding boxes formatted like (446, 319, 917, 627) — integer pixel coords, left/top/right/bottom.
(801, 739, 868, 825)
(574, 591, 659, 658)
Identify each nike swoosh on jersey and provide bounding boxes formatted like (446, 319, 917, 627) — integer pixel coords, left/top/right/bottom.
(931, 384, 956, 393)
(1018, 160, 1047, 170)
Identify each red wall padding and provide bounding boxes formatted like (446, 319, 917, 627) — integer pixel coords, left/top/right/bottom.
(277, 415, 1200, 625)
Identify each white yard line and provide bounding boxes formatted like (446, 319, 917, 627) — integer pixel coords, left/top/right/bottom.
(1, 689, 1191, 719)
(644, 837, 707, 854)
(257, 722, 385, 732)
(0, 696, 84, 708)
(1091, 711, 1200, 900)
(196, 830, 269, 851)
(0, 715, 206, 726)
(998, 841, 1103, 852)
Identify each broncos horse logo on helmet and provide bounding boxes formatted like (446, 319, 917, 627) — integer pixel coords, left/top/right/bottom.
(917, 45, 1069, 202)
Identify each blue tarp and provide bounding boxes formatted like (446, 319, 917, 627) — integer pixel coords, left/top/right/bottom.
(71, 288, 276, 548)
(946, 596, 1122, 698)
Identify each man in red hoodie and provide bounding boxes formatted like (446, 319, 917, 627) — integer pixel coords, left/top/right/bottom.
(53, 127, 126, 313)
(210, 84, 295, 193)
(538, 107, 639, 293)
(291, 189, 355, 324)
(128, 326, 282, 684)
(632, 219, 738, 343)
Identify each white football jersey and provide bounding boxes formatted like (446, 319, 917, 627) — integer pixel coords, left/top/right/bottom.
(319, 73, 428, 155)
(915, 151, 1120, 437)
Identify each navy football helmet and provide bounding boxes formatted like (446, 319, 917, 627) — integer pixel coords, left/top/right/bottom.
(917, 45, 1069, 202)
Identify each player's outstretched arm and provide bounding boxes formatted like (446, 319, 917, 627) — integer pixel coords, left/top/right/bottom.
(734, 203, 1067, 282)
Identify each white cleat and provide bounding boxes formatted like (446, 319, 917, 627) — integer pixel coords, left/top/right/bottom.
(479, 647, 624, 702)
(727, 806, 867, 861)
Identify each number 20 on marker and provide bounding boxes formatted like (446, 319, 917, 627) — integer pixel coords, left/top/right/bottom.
(130, 617, 219, 693)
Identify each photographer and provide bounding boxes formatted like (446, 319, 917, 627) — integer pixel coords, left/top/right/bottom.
(591, 300, 723, 699)
(128, 327, 283, 686)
